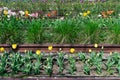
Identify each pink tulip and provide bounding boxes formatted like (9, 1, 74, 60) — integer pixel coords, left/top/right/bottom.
(30, 12, 38, 18)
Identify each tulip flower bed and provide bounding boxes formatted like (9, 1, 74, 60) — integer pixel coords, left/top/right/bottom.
(0, 1, 120, 44)
(1, 1, 120, 79)
(0, 50, 120, 77)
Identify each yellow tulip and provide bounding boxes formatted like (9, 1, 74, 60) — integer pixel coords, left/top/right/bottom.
(25, 10, 28, 17)
(48, 45, 53, 51)
(3, 10, 8, 15)
(87, 10, 91, 14)
(12, 44, 17, 49)
(70, 48, 75, 53)
(36, 50, 41, 55)
(89, 49, 92, 53)
(83, 12, 87, 17)
(94, 43, 98, 48)
(0, 47, 5, 52)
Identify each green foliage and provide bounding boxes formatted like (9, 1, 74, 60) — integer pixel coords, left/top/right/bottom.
(104, 55, 115, 75)
(116, 60, 120, 75)
(53, 19, 79, 44)
(9, 52, 23, 74)
(56, 52, 64, 74)
(0, 16, 25, 44)
(43, 55, 53, 76)
(26, 19, 45, 44)
(83, 63, 90, 75)
(0, 51, 120, 76)
(32, 54, 43, 74)
(86, 51, 103, 74)
(0, 52, 9, 75)
(68, 56, 76, 74)
(78, 52, 86, 62)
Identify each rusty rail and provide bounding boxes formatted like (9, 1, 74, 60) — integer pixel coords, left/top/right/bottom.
(0, 44, 120, 53)
(1, 76, 120, 80)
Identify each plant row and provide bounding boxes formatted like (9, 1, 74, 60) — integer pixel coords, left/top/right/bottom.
(0, 0, 120, 17)
(0, 50, 120, 77)
(1, 15, 120, 44)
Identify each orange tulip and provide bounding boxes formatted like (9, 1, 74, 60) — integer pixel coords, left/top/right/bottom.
(101, 11, 107, 18)
(25, 11, 29, 17)
(47, 13, 51, 17)
(107, 10, 114, 15)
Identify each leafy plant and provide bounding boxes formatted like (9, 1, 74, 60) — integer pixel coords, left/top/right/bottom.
(56, 52, 64, 74)
(0, 16, 25, 44)
(9, 52, 22, 74)
(83, 63, 90, 75)
(26, 19, 45, 44)
(83, 19, 99, 44)
(68, 56, 76, 74)
(87, 51, 103, 74)
(53, 19, 79, 44)
(0, 52, 9, 75)
(78, 52, 86, 62)
(109, 19, 120, 44)
(32, 53, 43, 74)
(116, 60, 120, 75)
(110, 52, 120, 65)
(22, 62, 33, 75)
(21, 51, 33, 75)
(104, 55, 115, 75)
(43, 55, 53, 76)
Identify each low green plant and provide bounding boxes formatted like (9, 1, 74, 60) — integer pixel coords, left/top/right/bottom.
(87, 51, 103, 74)
(32, 53, 43, 74)
(78, 52, 86, 62)
(43, 55, 53, 76)
(53, 19, 79, 44)
(21, 51, 33, 75)
(68, 56, 76, 74)
(87, 51, 97, 66)
(104, 55, 115, 75)
(9, 52, 22, 74)
(0, 16, 25, 44)
(83, 19, 99, 44)
(22, 62, 33, 75)
(110, 52, 120, 65)
(116, 60, 120, 75)
(83, 63, 90, 75)
(56, 52, 64, 74)
(26, 19, 45, 44)
(0, 52, 9, 75)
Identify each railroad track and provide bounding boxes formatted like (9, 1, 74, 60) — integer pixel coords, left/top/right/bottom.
(0, 44, 120, 53)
